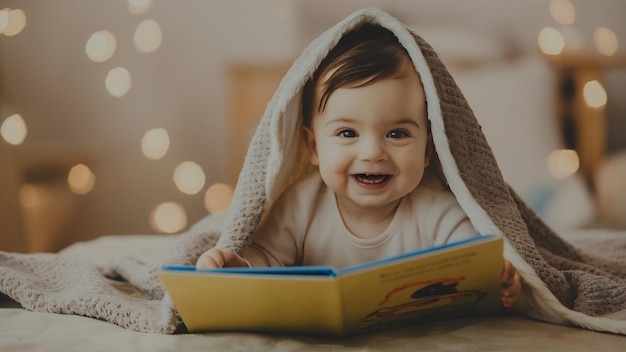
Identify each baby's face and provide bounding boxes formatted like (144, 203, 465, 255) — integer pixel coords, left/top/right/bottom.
(305, 57, 430, 216)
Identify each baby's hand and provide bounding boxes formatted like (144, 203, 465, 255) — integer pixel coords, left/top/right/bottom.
(501, 259, 521, 308)
(196, 248, 250, 269)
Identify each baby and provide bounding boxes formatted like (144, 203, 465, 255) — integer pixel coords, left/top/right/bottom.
(197, 24, 521, 308)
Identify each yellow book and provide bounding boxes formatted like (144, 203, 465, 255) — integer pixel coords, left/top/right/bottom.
(158, 235, 503, 337)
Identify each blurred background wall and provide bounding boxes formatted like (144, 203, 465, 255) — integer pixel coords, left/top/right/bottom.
(1, 0, 625, 252)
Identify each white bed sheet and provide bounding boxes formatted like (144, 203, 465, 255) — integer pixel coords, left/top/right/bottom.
(3, 308, 626, 352)
(2, 233, 625, 352)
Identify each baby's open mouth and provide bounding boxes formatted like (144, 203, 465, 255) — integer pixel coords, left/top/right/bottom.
(354, 174, 391, 184)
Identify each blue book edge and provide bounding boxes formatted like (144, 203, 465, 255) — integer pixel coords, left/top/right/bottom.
(162, 264, 339, 277)
(161, 234, 497, 278)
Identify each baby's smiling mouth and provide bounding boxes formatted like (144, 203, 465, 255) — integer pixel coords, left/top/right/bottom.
(354, 174, 391, 184)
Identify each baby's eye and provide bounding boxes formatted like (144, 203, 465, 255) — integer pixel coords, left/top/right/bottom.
(387, 129, 409, 139)
(338, 129, 357, 138)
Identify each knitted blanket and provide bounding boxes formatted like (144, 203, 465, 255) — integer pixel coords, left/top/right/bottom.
(1, 8, 625, 335)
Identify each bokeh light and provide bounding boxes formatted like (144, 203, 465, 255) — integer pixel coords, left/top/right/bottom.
(559, 26, 583, 51)
(547, 149, 580, 179)
(68, 164, 96, 195)
(583, 80, 608, 108)
(128, 0, 152, 14)
(0, 8, 10, 34)
(594, 27, 618, 56)
(3, 8, 26, 36)
(173, 161, 206, 195)
(19, 183, 39, 208)
(150, 202, 187, 233)
(538, 27, 565, 55)
(105, 67, 132, 97)
(549, 0, 575, 25)
(85, 30, 117, 62)
(1, 114, 27, 145)
(134, 19, 162, 54)
(204, 183, 234, 214)
(141, 128, 170, 160)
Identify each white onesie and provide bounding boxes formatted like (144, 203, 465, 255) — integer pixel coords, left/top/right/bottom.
(244, 171, 479, 269)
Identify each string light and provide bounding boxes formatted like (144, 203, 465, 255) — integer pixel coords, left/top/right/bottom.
(547, 149, 580, 179)
(105, 67, 132, 97)
(2, 8, 26, 36)
(19, 184, 39, 208)
(1, 114, 27, 145)
(150, 202, 186, 233)
(85, 30, 116, 62)
(204, 183, 234, 214)
(583, 80, 607, 108)
(68, 164, 96, 195)
(559, 26, 583, 51)
(173, 161, 206, 195)
(134, 19, 162, 54)
(0, 8, 10, 34)
(128, 0, 152, 15)
(141, 128, 170, 160)
(594, 27, 618, 56)
(549, 0, 575, 26)
(538, 27, 565, 55)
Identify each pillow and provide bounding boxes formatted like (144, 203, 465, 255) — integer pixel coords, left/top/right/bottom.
(595, 151, 626, 229)
(450, 54, 595, 231)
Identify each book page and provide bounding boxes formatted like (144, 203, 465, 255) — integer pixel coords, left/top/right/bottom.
(158, 272, 345, 336)
(338, 236, 503, 334)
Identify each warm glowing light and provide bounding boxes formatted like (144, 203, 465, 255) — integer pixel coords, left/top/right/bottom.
(559, 26, 583, 51)
(549, 0, 575, 25)
(68, 163, 96, 195)
(105, 67, 132, 97)
(134, 19, 162, 54)
(0, 8, 10, 34)
(128, 0, 152, 14)
(151, 202, 186, 233)
(173, 161, 206, 195)
(538, 27, 565, 55)
(594, 27, 619, 56)
(19, 183, 39, 208)
(583, 80, 608, 108)
(547, 149, 580, 179)
(141, 128, 170, 160)
(85, 30, 116, 62)
(204, 183, 234, 214)
(1, 114, 27, 145)
(3, 8, 26, 36)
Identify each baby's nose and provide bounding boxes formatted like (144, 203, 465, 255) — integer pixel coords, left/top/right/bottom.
(359, 139, 388, 162)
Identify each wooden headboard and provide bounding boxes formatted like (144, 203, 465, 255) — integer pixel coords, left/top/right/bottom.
(227, 64, 289, 186)
(546, 52, 626, 187)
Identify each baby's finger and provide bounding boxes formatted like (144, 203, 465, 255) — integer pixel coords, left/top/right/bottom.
(222, 251, 251, 268)
(196, 250, 225, 269)
(501, 260, 514, 282)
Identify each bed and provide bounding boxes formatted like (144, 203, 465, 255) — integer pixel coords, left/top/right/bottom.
(2, 7, 626, 352)
(1, 230, 625, 352)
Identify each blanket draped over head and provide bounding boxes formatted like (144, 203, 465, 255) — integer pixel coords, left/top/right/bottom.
(1, 8, 625, 335)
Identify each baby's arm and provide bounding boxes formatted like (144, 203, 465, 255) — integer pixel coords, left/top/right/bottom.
(196, 248, 250, 269)
(501, 259, 522, 308)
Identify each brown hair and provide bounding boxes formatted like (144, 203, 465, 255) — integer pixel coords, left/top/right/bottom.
(301, 24, 411, 128)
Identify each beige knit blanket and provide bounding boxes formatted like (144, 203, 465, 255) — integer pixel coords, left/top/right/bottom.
(1, 8, 625, 335)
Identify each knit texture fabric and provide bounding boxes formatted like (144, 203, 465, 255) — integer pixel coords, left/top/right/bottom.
(1, 8, 625, 334)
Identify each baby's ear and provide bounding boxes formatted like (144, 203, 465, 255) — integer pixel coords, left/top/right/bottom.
(302, 127, 319, 166)
(424, 133, 433, 168)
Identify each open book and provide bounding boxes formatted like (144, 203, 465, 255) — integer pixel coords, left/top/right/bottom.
(158, 235, 503, 337)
